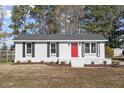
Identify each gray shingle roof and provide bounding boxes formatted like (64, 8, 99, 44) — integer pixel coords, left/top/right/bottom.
(14, 33, 106, 41)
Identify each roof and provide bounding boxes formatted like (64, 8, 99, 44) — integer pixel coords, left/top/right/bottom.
(13, 33, 106, 41)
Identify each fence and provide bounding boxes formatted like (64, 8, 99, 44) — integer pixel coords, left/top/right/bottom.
(0, 50, 15, 62)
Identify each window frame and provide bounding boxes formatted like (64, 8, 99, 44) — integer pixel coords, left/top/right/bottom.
(85, 43, 90, 53)
(84, 42, 97, 54)
(50, 43, 57, 55)
(91, 43, 97, 53)
(26, 43, 32, 55)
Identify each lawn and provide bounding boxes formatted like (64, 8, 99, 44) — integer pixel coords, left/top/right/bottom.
(0, 64, 124, 88)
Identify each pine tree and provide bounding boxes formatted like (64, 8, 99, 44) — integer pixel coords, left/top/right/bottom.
(82, 6, 124, 48)
(10, 5, 32, 36)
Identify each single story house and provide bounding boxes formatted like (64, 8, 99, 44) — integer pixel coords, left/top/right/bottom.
(13, 33, 111, 67)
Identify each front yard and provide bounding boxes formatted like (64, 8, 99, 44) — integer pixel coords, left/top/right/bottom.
(0, 63, 124, 88)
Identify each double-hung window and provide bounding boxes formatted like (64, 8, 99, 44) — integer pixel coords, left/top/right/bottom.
(85, 43, 96, 54)
(91, 43, 96, 53)
(85, 43, 90, 53)
(50, 43, 56, 55)
(26, 43, 32, 54)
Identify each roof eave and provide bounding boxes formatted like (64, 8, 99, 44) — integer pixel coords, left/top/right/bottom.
(13, 39, 108, 42)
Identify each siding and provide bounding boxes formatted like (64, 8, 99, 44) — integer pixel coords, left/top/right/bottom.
(14, 42, 105, 62)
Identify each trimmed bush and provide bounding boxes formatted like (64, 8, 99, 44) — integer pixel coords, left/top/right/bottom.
(60, 61, 66, 65)
(56, 59, 59, 64)
(27, 60, 32, 64)
(49, 61, 55, 64)
(91, 61, 95, 65)
(40, 61, 44, 64)
(103, 61, 107, 65)
(69, 60, 71, 65)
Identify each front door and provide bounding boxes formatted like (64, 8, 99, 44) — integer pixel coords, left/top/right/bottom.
(71, 43, 78, 57)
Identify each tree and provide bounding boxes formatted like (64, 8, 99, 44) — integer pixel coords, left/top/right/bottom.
(82, 6, 124, 36)
(82, 6, 124, 48)
(2, 42, 7, 50)
(10, 5, 32, 36)
(0, 6, 8, 48)
(0, 6, 7, 36)
(30, 5, 85, 34)
(10, 5, 85, 34)
(30, 5, 61, 34)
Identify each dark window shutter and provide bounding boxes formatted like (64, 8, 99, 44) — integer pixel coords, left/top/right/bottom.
(32, 42, 35, 57)
(97, 42, 100, 57)
(56, 42, 59, 57)
(47, 42, 50, 57)
(22, 42, 25, 57)
(82, 42, 85, 57)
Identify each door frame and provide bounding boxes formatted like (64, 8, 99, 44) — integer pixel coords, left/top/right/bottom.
(71, 43, 78, 57)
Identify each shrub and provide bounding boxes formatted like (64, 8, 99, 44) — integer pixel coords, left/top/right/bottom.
(69, 60, 71, 65)
(27, 60, 32, 64)
(60, 61, 66, 65)
(56, 59, 59, 64)
(40, 61, 44, 64)
(16, 60, 21, 64)
(105, 46, 114, 58)
(49, 61, 55, 64)
(103, 61, 107, 65)
(91, 61, 95, 65)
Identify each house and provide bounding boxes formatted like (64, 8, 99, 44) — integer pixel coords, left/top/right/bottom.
(13, 33, 111, 67)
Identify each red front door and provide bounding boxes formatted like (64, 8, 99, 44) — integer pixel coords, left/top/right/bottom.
(71, 43, 78, 57)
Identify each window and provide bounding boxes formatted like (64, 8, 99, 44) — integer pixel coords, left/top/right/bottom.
(85, 43, 90, 53)
(91, 43, 96, 53)
(51, 43, 56, 54)
(85, 43, 96, 53)
(26, 43, 32, 54)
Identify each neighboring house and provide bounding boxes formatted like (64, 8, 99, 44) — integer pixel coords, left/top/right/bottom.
(114, 35, 124, 56)
(13, 33, 111, 67)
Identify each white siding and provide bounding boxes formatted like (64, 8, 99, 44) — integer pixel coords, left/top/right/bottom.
(59, 43, 71, 58)
(15, 43, 23, 60)
(100, 43, 105, 58)
(14, 42, 111, 67)
(35, 43, 47, 59)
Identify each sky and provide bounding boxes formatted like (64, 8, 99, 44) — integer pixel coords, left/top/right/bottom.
(1, 5, 13, 48)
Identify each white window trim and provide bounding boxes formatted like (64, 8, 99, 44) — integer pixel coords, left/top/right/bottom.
(50, 43, 57, 56)
(91, 43, 97, 53)
(25, 43, 32, 56)
(84, 43, 97, 54)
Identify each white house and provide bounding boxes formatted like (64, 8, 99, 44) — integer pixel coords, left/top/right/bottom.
(14, 33, 111, 67)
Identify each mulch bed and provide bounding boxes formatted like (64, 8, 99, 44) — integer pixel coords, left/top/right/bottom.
(84, 64, 124, 67)
(12, 62, 71, 67)
(12, 62, 124, 68)
(85, 64, 112, 67)
(46, 63, 71, 67)
(12, 62, 43, 65)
